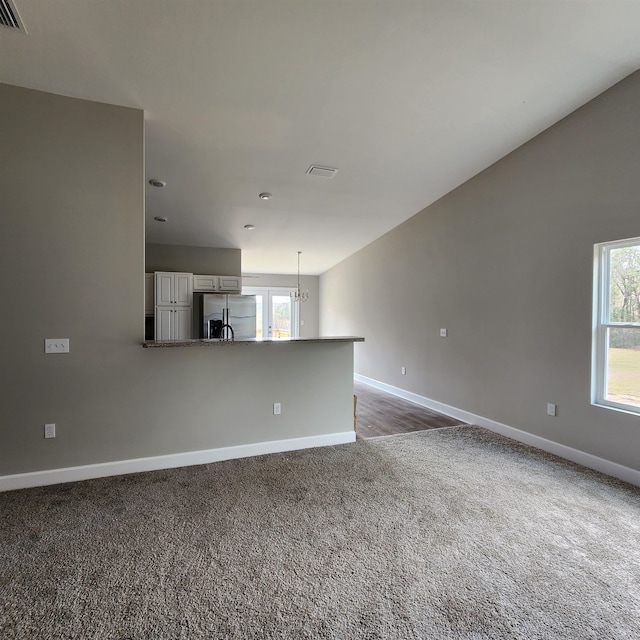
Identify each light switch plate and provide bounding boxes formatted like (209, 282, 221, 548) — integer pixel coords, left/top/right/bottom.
(45, 338, 69, 353)
(440, 328, 448, 337)
(44, 423, 56, 438)
(547, 403, 557, 417)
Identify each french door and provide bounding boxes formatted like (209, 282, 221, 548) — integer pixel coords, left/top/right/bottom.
(243, 287, 298, 339)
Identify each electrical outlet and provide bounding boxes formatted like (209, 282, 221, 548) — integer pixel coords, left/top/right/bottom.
(45, 338, 69, 354)
(547, 403, 557, 417)
(44, 423, 56, 438)
(273, 402, 281, 415)
(401, 367, 406, 375)
(439, 328, 448, 337)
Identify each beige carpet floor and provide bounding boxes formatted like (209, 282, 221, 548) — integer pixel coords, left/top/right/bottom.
(1, 426, 639, 639)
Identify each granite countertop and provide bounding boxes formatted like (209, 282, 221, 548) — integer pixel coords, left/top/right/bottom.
(142, 336, 365, 348)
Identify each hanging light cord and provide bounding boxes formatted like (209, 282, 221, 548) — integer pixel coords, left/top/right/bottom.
(291, 251, 308, 302)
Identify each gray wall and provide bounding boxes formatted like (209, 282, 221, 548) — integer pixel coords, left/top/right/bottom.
(321, 70, 640, 473)
(242, 273, 320, 338)
(0, 83, 353, 477)
(145, 243, 241, 275)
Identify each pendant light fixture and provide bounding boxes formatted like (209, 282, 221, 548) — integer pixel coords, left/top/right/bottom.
(291, 251, 309, 303)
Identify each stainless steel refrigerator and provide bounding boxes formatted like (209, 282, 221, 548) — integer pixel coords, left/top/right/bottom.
(197, 294, 257, 339)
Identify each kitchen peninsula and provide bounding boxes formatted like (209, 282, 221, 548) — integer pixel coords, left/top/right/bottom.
(136, 334, 365, 477)
(143, 336, 364, 348)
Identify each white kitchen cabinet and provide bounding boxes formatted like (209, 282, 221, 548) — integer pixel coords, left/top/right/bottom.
(174, 307, 192, 340)
(193, 274, 218, 292)
(155, 272, 192, 306)
(218, 276, 242, 292)
(155, 307, 174, 341)
(155, 306, 192, 341)
(174, 273, 192, 305)
(193, 274, 242, 293)
(145, 273, 154, 315)
(155, 272, 174, 306)
(154, 271, 193, 340)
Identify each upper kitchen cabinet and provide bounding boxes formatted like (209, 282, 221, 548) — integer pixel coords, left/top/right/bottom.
(193, 274, 241, 293)
(192, 274, 218, 292)
(219, 276, 242, 292)
(155, 272, 193, 306)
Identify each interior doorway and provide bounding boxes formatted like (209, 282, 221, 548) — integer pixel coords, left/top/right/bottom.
(243, 287, 299, 339)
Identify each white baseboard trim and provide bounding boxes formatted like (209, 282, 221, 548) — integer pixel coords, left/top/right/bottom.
(0, 431, 356, 493)
(355, 374, 640, 487)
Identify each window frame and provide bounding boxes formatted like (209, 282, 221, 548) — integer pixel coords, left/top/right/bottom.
(592, 236, 640, 415)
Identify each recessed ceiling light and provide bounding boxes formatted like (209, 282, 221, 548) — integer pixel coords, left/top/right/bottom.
(149, 179, 166, 188)
(154, 216, 168, 223)
(259, 192, 272, 200)
(244, 224, 256, 230)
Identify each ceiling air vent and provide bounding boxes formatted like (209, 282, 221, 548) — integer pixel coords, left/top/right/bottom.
(306, 165, 338, 178)
(0, 0, 25, 30)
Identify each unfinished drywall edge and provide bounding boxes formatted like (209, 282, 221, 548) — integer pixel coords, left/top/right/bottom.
(355, 374, 640, 488)
(0, 430, 356, 492)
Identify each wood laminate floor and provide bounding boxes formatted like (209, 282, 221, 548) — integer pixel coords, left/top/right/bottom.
(354, 381, 464, 439)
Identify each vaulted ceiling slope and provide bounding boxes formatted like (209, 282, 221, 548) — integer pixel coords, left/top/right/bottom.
(2, 1, 640, 274)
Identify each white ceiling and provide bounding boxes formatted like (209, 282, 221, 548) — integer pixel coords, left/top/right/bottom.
(3, 1, 640, 274)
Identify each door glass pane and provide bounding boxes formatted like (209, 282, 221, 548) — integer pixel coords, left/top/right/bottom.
(608, 245, 640, 322)
(255, 295, 263, 339)
(271, 295, 292, 338)
(606, 327, 640, 408)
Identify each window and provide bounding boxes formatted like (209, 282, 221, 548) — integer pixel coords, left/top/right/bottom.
(593, 237, 640, 414)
